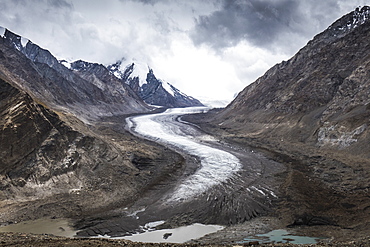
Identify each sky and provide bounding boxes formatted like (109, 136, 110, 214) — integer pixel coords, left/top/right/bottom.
(0, 0, 368, 104)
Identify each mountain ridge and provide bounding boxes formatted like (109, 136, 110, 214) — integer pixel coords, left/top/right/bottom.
(0, 27, 153, 121)
(107, 60, 204, 107)
(0, 26, 203, 116)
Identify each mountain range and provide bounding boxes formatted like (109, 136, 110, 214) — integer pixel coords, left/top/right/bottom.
(0, 27, 202, 121)
(1, 5, 370, 245)
(107, 60, 203, 107)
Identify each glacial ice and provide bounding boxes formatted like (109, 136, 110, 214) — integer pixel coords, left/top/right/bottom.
(127, 107, 241, 202)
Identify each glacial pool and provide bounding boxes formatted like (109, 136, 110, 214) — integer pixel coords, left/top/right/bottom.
(112, 223, 224, 243)
(242, 229, 324, 244)
(0, 218, 76, 237)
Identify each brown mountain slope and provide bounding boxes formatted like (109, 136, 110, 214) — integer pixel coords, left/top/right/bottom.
(219, 9, 370, 148)
(186, 6, 370, 241)
(0, 67, 183, 227)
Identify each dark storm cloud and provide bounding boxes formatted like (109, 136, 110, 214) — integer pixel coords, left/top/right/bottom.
(191, 0, 343, 52)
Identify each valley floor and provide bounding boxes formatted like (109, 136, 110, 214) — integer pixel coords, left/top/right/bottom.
(1, 109, 370, 246)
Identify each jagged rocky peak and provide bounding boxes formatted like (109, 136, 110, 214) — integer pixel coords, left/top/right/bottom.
(68, 60, 113, 76)
(107, 59, 204, 107)
(331, 6, 370, 31)
(314, 6, 370, 43)
(0, 27, 30, 52)
(107, 60, 124, 78)
(0, 28, 63, 70)
(70, 59, 99, 71)
(108, 59, 149, 86)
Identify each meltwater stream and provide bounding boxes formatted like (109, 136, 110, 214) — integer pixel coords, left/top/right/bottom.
(126, 107, 241, 202)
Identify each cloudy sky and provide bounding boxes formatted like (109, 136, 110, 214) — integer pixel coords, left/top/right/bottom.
(0, 0, 367, 104)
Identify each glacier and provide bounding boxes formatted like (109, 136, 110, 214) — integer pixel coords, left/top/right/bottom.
(126, 107, 241, 203)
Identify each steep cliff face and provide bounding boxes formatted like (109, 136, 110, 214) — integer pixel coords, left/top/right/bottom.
(0, 77, 119, 201)
(70, 60, 149, 114)
(217, 6, 370, 153)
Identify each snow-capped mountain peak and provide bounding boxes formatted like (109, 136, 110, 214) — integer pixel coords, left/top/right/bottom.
(108, 59, 150, 87)
(0, 27, 30, 52)
(127, 62, 150, 87)
(327, 6, 370, 36)
(351, 6, 370, 27)
(107, 59, 203, 108)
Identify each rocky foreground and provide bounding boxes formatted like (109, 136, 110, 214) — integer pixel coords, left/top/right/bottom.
(0, 232, 369, 247)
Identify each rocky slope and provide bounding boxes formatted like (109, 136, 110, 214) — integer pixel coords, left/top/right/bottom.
(218, 6, 370, 147)
(0, 69, 184, 216)
(186, 6, 370, 241)
(215, 6, 370, 168)
(0, 28, 152, 121)
(108, 60, 204, 107)
(0, 28, 185, 229)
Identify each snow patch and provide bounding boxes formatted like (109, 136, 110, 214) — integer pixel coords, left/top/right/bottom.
(60, 60, 71, 69)
(330, 6, 370, 34)
(120, 61, 149, 86)
(21, 37, 29, 47)
(127, 208, 146, 219)
(162, 81, 175, 96)
(0, 26, 5, 37)
(143, 221, 165, 230)
(113, 71, 121, 78)
(8, 102, 25, 113)
(197, 97, 230, 108)
(251, 186, 266, 196)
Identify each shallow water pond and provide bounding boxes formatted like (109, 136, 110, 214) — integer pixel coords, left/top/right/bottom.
(243, 229, 323, 244)
(115, 223, 224, 243)
(0, 218, 76, 237)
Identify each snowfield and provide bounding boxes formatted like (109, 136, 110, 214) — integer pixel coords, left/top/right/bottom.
(126, 107, 241, 202)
